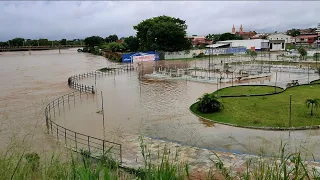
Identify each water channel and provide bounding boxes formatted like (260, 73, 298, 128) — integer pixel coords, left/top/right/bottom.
(1, 49, 320, 161)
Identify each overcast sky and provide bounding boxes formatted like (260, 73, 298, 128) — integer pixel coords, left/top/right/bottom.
(0, 1, 320, 41)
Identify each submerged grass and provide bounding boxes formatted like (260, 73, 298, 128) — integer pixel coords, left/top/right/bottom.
(214, 85, 284, 96)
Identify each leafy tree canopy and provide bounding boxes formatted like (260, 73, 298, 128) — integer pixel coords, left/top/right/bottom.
(8, 38, 25, 46)
(286, 28, 300, 37)
(105, 34, 118, 43)
(218, 33, 243, 41)
(134, 15, 192, 52)
(123, 36, 139, 52)
(206, 34, 221, 43)
(84, 36, 104, 47)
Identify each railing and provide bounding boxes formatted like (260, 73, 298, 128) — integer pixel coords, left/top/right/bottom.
(44, 91, 122, 162)
(45, 64, 137, 163)
(67, 65, 136, 93)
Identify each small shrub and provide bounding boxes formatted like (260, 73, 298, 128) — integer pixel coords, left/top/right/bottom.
(25, 152, 40, 172)
(197, 93, 223, 113)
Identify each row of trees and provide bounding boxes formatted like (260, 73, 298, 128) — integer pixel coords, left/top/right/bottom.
(0, 38, 83, 47)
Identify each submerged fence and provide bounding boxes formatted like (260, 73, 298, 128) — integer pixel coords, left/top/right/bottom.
(67, 64, 136, 93)
(44, 64, 136, 163)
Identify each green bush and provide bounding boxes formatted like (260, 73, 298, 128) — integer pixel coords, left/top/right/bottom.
(197, 93, 223, 113)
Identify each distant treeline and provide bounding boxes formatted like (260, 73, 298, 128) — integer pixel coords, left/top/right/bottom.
(0, 38, 83, 47)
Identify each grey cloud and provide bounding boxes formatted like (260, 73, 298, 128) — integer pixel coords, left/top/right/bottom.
(0, 1, 320, 41)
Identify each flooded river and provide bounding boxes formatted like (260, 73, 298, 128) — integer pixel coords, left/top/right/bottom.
(1, 49, 320, 160)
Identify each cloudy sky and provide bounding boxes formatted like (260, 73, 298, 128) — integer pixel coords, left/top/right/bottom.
(0, 1, 319, 41)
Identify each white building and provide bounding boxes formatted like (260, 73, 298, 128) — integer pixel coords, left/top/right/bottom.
(267, 34, 292, 51)
(216, 39, 269, 51)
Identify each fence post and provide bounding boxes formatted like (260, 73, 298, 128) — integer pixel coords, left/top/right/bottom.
(57, 126, 59, 140)
(63, 96, 64, 107)
(75, 132, 77, 149)
(102, 140, 105, 155)
(120, 145, 122, 164)
(88, 136, 90, 153)
(65, 129, 67, 144)
(50, 120, 53, 135)
(92, 86, 94, 94)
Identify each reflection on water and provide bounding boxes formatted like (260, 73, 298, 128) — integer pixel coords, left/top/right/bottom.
(56, 59, 320, 160)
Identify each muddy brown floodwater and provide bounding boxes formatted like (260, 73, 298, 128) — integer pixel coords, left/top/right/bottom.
(54, 56, 320, 160)
(0, 49, 113, 153)
(1, 49, 320, 161)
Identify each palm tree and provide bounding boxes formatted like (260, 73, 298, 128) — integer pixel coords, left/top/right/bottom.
(197, 93, 223, 113)
(306, 99, 320, 116)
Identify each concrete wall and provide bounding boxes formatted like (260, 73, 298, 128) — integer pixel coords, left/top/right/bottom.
(164, 49, 205, 60)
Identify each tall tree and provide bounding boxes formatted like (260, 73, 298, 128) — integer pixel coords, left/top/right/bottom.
(84, 36, 104, 47)
(123, 36, 139, 52)
(105, 34, 118, 43)
(134, 15, 192, 52)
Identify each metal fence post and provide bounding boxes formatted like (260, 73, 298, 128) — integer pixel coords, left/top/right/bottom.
(120, 145, 122, 164)
(75, 132, 77, 149)
(102, 140, 105, 155)
(65, 128, 67, 144)
(88, 136, 90, 153)
(56, 126, 59, 140)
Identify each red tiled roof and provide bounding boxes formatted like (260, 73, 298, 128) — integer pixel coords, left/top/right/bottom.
(294, 34, 317, 39)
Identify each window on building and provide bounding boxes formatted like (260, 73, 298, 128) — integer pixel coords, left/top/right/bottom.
(282, 43, 284, 49)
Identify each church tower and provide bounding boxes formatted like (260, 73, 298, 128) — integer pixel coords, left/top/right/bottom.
(232, 24, 236, 34)
(239, 24, 243, 33)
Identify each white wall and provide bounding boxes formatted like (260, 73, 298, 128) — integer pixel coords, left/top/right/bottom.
(267, 34, 292, 43)
(217, 39, 269, 50)
(164, 49, 205, 59)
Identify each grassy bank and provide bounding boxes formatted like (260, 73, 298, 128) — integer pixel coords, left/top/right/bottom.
(2, 140, 320, 179)
(191, 84, 320, 127)
(214, 85, 283, 96)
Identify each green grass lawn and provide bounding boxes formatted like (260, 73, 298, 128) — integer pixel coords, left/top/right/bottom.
(311, 79, 320, 84)
(214, 86, 283, 96)
(191, 84, 320, 127)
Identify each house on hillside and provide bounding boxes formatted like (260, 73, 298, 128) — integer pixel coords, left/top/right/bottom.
(267, 34, 292, 51)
